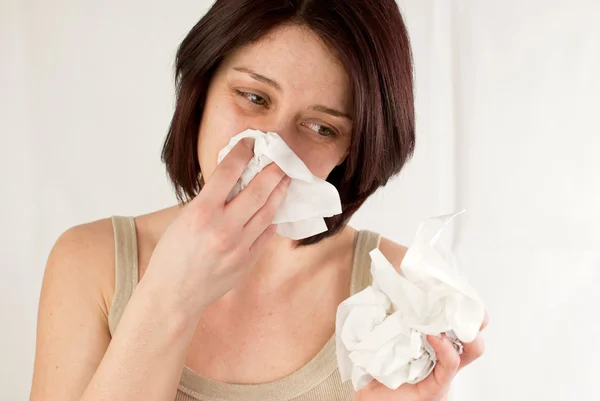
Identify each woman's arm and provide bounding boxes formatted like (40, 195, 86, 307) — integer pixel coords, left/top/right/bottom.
(29, 221, 198, 401)
(30, 139, 290, 401)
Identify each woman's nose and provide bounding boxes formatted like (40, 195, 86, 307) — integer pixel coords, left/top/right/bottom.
(255, 118, 297, 145)
(256, 122, 306, 160)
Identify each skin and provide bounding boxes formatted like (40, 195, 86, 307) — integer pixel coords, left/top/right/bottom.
(29, 24, 486, 401)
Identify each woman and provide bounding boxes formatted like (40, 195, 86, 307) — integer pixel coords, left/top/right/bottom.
(30, 1, 486, 400)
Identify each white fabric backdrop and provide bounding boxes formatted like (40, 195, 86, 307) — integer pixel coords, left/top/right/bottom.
(2, 0, 599, 399)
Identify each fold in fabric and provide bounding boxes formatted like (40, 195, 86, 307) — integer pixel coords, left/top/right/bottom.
(217, 129, 342, 240)
(336, 211, 485, 391)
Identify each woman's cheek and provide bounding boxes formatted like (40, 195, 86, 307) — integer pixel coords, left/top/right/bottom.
(301, 150, 342, 180)
(202, 106, 249, 155)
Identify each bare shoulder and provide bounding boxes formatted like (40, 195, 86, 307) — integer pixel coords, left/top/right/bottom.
(50, 218, 115, 261)
(44, 218, 116, 315)
(378, 236, 408, 273)
(32, 219, 118, 399)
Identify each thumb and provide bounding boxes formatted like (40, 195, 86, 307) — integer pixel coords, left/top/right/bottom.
(423, 334, 461, 394)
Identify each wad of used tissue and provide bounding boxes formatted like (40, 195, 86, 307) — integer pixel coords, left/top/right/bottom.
(335, 211, 485, 391)
(217, 129, 342, 240)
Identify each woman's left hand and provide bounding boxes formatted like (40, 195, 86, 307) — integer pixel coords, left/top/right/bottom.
(355, 311, 489, 401)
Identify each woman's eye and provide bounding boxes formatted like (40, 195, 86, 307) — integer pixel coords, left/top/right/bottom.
(237, 90, 267, 106)
(306, 123, 337, 137)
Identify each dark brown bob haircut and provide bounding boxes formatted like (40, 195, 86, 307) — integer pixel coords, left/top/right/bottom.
(162, 0, 415, 246)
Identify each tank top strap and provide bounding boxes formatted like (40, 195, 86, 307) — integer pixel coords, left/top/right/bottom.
(350, 230, 381, 295)
(108, 216, 139, 336)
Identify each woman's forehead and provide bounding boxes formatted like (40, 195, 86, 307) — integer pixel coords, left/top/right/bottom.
(221, 25, 351, 105)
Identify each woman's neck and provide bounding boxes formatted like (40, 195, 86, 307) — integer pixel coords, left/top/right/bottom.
(233, 226, 355, 298)
(143, 204, 354, 294)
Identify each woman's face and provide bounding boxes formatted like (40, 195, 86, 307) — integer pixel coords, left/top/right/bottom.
(197, 24, 353, 183)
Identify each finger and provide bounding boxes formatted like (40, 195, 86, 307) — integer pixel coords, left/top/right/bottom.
(459, 333, 485, 369)
(244, 175, 291, 244)
(225, 163, 287, 224)
(248, 224, 278, 257)
(421, 335, 460, 394)
(197, 137, 255, 206)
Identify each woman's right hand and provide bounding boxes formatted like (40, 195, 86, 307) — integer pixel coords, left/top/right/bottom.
(140, 137, 291, 318)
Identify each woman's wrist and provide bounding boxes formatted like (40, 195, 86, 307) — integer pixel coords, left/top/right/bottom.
(132, 274, 205, 337)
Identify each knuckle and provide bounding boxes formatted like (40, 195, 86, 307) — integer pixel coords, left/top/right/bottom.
(210, 226, 235, 252)
(189, 205, 212, 231)
(256, 211, 271, 228)
(473, 339, 486, 357)
(218, 164, 237, 182)
(249, 187, 266, 206)
(449, 353, 461, 369)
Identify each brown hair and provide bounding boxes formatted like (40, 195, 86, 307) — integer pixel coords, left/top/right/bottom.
(162, 0, 415, 246)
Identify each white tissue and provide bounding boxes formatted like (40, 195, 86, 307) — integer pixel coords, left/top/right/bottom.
(336, 211, 485, 391)
(217, 129, 342, 240)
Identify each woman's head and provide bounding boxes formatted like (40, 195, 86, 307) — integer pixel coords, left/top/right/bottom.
(162, 0, 415, 245)
(199, 24, 353, 185)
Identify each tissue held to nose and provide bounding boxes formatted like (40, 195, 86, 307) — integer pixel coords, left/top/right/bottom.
(335, 211, 486, 391)
(216, 129, 342, 240)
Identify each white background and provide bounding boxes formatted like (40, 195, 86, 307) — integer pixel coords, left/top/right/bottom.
(2, 0, 599, 400)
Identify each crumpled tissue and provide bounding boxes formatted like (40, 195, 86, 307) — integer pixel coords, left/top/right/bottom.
(217, 129, 342, 240)
(336, 211, 485, 391)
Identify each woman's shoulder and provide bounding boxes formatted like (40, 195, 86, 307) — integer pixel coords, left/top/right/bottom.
(41, 208, 175, 327)
(45, 217, 118, 317)
(347, 225, 408, 273)
(45, 206, 181, 298)
(53, 217, 116, 254)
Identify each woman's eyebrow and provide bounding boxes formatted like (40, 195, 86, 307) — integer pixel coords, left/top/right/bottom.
(233, 66, 351, 120)
(309, 105, 352, 121)
(233, 66, 281, 91)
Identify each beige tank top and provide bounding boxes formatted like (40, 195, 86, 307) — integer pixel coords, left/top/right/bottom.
(108, 216, 380, 401)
